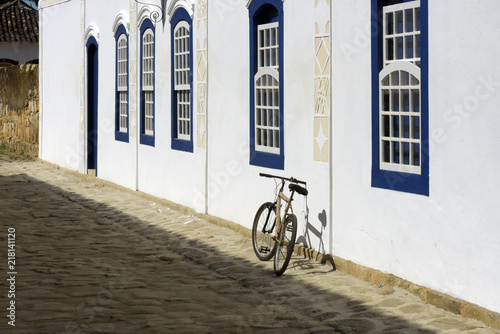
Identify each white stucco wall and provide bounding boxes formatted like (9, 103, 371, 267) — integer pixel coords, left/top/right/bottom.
(205, 0, 331, 255)
(40, 0, 207, 204)
(39, 0, 500, 315)
(81, 0, 137, 190)
(39, 0, 82, 170)
(131, 1, 206, 210)
(332, 0, 500, 314)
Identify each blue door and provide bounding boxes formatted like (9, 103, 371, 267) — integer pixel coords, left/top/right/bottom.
(87, 37, 98, 175)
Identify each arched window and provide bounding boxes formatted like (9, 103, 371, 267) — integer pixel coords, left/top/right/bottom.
(140, 20, 155, 146)
(249, 0, 284, 170)
(115, 25, 129, 142)
(171, 8, 193, 152)
(379, 62, 420, 174)
(371, 0, 428, 195)
(255, 68, 280, 154)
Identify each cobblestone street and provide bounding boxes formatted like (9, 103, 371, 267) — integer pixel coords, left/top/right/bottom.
(0, 156, 498, 333)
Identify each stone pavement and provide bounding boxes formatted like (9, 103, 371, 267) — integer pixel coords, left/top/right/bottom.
(0, 155, 498, 334)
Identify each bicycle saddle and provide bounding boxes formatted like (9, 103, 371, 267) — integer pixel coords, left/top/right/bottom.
(289, 183, 308, 196)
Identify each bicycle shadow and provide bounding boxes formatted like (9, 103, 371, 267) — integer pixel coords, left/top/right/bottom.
(295, 206, 335, 268)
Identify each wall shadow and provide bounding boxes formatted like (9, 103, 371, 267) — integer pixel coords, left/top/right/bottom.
(0, 171, 438, 334)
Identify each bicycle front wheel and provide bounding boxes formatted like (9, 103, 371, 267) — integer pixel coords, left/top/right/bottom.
(273, 214, 297, 276)
(252, 202, 277, 261)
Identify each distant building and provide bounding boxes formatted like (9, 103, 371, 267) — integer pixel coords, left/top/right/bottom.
(0, 0, 38, 67)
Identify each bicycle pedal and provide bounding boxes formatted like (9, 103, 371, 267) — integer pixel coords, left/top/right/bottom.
(259, 246, 270, 253)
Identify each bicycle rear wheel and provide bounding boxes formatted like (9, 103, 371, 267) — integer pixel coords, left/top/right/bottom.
(252, 202, 277, 261)
(273, 214, 297, 276)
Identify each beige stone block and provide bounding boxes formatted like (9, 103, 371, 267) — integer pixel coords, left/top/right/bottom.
(130, 60, 137, 84)
(197, 89, 206, 115)
(426, 289, 462, 315)
(197, 115, 206, 149)
(197, 115, 206, 131)
(314, 117, 329, 162)
(314, 78, 330, 115)
(315, 36, 330, 76)
(314, 139, 321, 162)
(197, 131, 206, 149)
(321, 117, 329, 137)
(197, 0, 207, 18)
(197, 51, 207, 82)
(314, 117, 320, 137)
(320, 139, 329, 162)
(462, 303, 500, 329)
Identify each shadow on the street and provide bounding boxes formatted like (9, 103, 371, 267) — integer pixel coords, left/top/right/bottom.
(0, 171, 438, 334)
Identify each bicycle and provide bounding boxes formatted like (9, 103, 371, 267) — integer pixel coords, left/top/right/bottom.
(252, 173, 308, 276)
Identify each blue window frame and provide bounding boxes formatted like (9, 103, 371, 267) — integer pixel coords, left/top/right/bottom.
(249, 0, 284, 170)
(140, 19, 155, 147)
(171, 9, 193, 152)
(371, 0, 429, 195)
(115, 25, 129, 142)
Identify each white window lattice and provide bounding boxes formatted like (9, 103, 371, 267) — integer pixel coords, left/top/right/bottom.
(380, 59, 421, 173)
(383, 1, 421, 67)
(117, 34, 128, 132)
(258, 22, 279, 70)
(144, 91, 154, 136)
(255, 22, 279, 154)
(174, 22, 190, 140)
(255, 69, 280, 154)
(142, 28, 154, 136)
(380, 1, 421, 174)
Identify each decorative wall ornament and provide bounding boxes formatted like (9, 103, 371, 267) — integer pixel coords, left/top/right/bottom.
(314, 0, 330, 163)
(129, 0, 138, 140)
(112, 13, 130, 35)
(84, 25, 99, 44)
(246, 0, 284, 9)
(167, 0, 195, 21)
(134, 0, 164, 23)
(196, 0, 207, 149)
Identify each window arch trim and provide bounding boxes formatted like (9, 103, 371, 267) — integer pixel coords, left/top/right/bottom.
(167, 0, 194, 21)
(112, 13, 129, 37)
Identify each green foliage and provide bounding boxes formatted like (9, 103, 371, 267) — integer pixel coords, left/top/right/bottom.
(0, 142, 30, 161)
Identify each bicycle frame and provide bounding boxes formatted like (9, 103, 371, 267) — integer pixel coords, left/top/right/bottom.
(274, 180, 295, 244)
(259, 173, 306, 243)
(254, 173, 308, 275)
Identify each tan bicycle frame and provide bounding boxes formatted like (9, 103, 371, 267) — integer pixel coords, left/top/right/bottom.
(274, 182, 296, 244)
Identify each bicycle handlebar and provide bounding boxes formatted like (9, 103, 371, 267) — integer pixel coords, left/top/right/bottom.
(259, 172, 307, 185)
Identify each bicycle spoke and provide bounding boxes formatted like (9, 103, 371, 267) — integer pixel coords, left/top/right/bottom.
(252, 202, 277, 261)
(273, 214, 297, 276)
